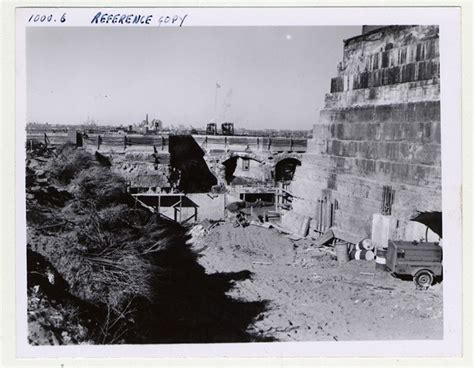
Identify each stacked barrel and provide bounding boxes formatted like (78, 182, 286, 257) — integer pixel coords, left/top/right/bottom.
(349, 238, 375, 260)
(335, 238, 389, 271)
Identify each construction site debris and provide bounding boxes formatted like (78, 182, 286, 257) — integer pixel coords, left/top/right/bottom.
(196, 222, 443, 341)
(280, 211, 310, 238)
(313, 228, 362, 248)
(226, 201, 246, 212)
(235, 212, 250, 228)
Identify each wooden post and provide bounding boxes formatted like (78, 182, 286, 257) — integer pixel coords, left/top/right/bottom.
(224, 193, 227, 218)
(124, 136, 127, 150)
(330, 203, 334, 228)
(161, 136, 164, 151)
(179, 197, 182, 223)
(268, 138, 271, 151)
(318, 199, 323, 233)
(158, 195, 161, 217)
(290, 139, 294, 152)
(275, 190, 278, 212)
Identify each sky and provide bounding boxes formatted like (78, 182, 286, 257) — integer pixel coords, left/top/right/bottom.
(26, 26, 360, 130)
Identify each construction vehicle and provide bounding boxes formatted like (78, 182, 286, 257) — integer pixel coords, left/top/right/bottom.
(221, 122, 234, 135)
(385, 240, 443, 289)
(206, 122, 235, 135)
(206, 123, 218, 135)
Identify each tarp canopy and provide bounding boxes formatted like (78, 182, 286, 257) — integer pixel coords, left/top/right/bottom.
(411, 211, 442, 238)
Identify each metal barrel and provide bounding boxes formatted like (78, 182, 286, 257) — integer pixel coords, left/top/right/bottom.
(335, 242, 349, 265)
(375, 248, 387, 270)
(350, 249, 375, 261)
(356, 238, 374, 251)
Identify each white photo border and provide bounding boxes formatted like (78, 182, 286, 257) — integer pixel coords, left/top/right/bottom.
(13, 6, 462, 360)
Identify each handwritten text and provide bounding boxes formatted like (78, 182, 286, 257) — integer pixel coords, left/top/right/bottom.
(90, 12, 188, 27)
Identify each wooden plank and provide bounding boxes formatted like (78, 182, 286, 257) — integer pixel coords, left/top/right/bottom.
(313, 228, 335, 247)
(331, 227, 361, 245)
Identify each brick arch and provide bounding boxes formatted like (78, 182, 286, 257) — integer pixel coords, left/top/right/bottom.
(272, 154, 302, 184)
(269, 152, 303, 168)
(220, 152, 268, 184)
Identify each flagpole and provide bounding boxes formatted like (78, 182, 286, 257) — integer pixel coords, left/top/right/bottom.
(214, 83, 218, 116)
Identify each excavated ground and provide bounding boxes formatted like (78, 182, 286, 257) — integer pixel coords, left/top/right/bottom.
(193, 221, 443, 341)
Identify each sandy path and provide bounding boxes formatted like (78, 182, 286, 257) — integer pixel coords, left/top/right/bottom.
(195, 222, 443, 342)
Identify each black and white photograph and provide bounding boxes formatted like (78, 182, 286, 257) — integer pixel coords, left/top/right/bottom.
(13, 6, 463, 359)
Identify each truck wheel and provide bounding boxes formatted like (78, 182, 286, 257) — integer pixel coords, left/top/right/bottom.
(414, 270, 434, 290)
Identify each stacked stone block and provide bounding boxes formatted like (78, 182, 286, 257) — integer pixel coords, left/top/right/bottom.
(292, 25, 441, 241)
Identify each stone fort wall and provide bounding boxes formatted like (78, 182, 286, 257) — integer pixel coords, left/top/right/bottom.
(291, 25, 441, 241)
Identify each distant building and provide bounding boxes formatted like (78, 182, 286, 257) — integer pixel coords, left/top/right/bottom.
(139, 114, 163, 133)
(151, 119, 163, 130)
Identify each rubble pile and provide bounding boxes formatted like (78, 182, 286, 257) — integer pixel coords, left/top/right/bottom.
(25, 144, 180, 344)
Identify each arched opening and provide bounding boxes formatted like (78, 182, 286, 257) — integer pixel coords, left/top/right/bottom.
(222, 156, 265, 185)
(274, 158, 301, 184)
(223, 157, 238, 184)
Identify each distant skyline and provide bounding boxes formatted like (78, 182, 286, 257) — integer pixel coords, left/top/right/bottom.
(27, 26, 360, 130)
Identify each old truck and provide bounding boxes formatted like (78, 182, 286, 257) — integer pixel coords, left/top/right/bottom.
(385, 240, 443, 289)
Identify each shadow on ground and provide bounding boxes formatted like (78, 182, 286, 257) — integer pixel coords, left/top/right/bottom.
(27, 217, 272, 344)
(130, 219, 273, 344)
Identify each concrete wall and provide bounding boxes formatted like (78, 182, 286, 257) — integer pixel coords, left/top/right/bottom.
(232, 157, 267, 182)
(193, 135, 308, 153)
(187, 193, 226, 221)
(291, 25, 441, 241)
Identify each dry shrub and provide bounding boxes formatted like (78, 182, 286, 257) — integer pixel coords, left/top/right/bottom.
(71, 206, 154, 308)
(30, 209, 153, 310)
(73, 167, 128, 208)
(139, 217, 185, 255)
(47, 144, 94, 184)
(28, 143, 189, 339)
(30, 146, 154, 309)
